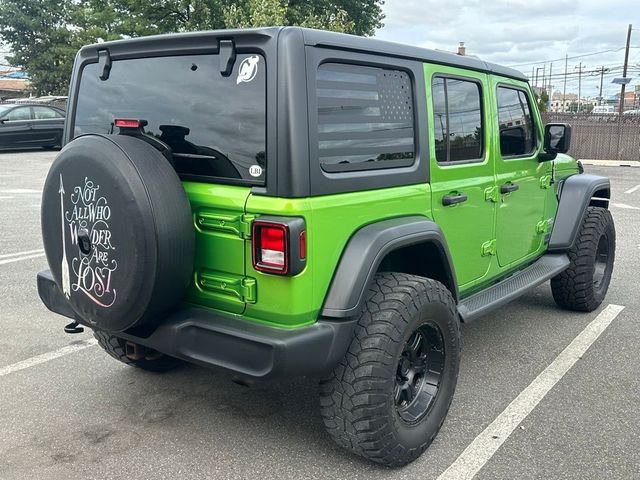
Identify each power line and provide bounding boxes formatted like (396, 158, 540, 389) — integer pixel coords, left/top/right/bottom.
(506, 46, 640, 68)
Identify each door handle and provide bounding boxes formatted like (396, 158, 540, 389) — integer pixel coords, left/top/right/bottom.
(442, 193, 468, 206)
(500, 183, 519, 194)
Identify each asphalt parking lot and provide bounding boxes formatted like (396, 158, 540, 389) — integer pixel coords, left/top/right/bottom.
(1, 150, 639, 480)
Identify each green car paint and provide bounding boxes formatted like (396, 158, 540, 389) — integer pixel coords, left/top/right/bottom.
(243, 184, 432, 328)
(179, 63, 579, 329)
(182, 182, 252, 315)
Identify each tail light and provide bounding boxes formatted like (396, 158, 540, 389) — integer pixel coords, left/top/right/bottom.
(252, 217, 306, 276)
(114, 118, 143, 128)
(114, 118, 148, 135)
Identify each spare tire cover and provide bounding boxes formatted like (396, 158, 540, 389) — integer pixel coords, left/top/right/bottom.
(41, 134, 194, 332)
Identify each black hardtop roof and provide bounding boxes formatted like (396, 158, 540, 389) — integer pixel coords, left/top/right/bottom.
(82, 26, 528, 82)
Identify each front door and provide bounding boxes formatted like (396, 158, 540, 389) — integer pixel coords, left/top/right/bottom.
(0, 106, 33, 147)
(426, 66, 496, 289)
(492, 81, 550, 267)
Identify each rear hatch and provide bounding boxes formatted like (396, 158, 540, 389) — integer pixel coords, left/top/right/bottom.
(70, 45, 268, 314)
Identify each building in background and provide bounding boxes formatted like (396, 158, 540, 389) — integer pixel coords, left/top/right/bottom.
(550, 92, 577, 112)
(0, 69, 30, 100)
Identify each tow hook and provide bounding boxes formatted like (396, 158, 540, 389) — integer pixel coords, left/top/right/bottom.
(63, 321, 84, 334)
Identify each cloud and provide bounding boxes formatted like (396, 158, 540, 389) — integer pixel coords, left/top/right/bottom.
(375, 0, 639, 97)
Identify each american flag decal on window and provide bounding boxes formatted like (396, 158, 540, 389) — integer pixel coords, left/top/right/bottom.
(316, 63, 415, 171)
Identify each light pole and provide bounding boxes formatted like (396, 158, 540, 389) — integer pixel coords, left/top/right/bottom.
(535, 67, 543, 88)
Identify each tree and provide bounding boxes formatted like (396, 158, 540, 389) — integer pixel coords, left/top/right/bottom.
(567, 102, 593, 113)
(0, 0, 384, 95)
(0, 0, 78, 95)
(534, 89, 549, 113)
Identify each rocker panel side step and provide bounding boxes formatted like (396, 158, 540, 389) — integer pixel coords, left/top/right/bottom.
(458, 254, 570, 322)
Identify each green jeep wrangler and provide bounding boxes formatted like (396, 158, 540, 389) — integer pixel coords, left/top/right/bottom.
(37, 27, 615, 467)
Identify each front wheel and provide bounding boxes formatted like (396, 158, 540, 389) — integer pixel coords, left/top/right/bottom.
(319, 273, 461, 467)
(551, 206, 615, 312)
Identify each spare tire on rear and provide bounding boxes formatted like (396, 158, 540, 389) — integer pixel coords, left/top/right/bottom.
(41, 134, 194, 332)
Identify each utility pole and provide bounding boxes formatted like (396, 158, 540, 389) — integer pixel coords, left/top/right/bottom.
(595, 66, 610, 105)
(618, 24, 632, 115)
(547, 62, 553, 109)
(563, 54, 568, 112)
(575, 62, 584, 113)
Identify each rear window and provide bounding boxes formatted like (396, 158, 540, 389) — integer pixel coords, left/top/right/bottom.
(431, 76, 484, 163)
(316, 63, 415, 172)
(74, 53, 267, 184)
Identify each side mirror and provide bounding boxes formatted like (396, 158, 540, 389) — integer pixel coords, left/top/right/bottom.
(541, 123, 571, 161)
(0, 118, 6, 124)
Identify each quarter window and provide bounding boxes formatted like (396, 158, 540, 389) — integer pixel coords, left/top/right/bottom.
(316, 63, 415, 172)
(431, 76, 483, 163)
(496, 87, 536, 156)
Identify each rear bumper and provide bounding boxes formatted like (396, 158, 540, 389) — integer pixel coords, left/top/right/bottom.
(37, 269, 356, 380)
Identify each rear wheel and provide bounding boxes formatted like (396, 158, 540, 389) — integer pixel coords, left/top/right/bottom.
(94, 330, 182, 372)
(319, 273, 460, 467)
(551, 206, 615, 312)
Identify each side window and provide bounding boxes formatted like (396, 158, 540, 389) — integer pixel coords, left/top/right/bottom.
(32, 106, 62, 119)
(316, 63, 415, 172)
(496, 87, 536, 157)
(6, 107, 32, 121)
(431, 76, 483, 163)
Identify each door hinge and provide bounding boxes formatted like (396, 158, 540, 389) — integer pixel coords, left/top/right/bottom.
(196, 211, 255, 238)
(198, 271, 257, 303)
(484, 186, 500, 203)
(539, 175, 552, 189)
(240, 214, 256, 238)
(481, 239, 496, 257)
(536, 218, 553, 234)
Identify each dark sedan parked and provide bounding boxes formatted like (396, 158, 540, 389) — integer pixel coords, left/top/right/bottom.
(0, 104, 65, 149)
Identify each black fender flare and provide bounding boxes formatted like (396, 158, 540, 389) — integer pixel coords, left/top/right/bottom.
(320, 216, 458, 318)
(548, 173, 610, 252)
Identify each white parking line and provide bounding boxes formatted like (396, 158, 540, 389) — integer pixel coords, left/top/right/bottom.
(612, 202, 640, 211)
(438, 304, 625, 480)
(625, 184, 640, 194)
(0, 339, 98, 378)
(0, 188, 40, 194)
(0, 196, 15, 200)
(0, 249, 44, 259)
(0, 253, 46, 265)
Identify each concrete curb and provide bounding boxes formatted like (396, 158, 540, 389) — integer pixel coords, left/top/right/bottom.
(580, 159, 640, 167)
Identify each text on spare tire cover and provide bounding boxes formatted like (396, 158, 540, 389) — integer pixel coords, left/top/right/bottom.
(60, 175, 117, 308)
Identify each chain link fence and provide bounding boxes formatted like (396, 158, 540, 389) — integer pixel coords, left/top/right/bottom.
(543, 112, 640, 162)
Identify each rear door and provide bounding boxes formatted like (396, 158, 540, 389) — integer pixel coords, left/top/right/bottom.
(72, 51, 268, 314)
(491, 80, 550, 267)
(0, 106, 33, 147)
(425, 65, 496, 290)
(30, 106, 64, 145)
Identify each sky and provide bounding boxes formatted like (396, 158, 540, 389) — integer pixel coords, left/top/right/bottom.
(375, 0, 640, 99)
(2, 2, 638, 99)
